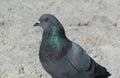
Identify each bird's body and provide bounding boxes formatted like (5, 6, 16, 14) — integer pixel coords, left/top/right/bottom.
(34, 14, 111, 78)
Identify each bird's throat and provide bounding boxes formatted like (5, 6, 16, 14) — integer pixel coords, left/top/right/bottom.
(44, 28, 68, 47)
(47, 35, 62, 47)
(47, 33, 66, 47)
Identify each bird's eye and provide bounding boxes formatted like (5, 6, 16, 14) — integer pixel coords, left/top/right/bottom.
(45, 18, 49, 22)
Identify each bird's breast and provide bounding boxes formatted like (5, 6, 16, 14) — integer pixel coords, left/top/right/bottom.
(39, 44, 68, 63)
(40, 56, 78, 76)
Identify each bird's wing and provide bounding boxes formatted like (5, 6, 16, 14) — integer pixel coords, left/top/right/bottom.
(67, 42, 95, 73)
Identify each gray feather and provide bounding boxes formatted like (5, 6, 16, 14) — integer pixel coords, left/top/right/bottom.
(67, 42, 91, 72)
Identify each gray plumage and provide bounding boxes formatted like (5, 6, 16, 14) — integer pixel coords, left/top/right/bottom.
(34, 14, 111, 78)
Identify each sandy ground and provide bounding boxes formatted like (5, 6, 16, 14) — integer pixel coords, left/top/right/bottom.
(0, 0, 120, 78)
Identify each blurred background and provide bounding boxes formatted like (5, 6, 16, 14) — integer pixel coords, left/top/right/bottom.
(0, 0, 120, 78)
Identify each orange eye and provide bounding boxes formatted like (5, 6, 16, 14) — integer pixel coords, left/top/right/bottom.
(45, 18, 49, 22)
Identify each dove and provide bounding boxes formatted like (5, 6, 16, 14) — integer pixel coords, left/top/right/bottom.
(34, 14, 111, 78)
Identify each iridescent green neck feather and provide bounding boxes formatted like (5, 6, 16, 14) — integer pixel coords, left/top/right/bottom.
(46, 27, 68, 47)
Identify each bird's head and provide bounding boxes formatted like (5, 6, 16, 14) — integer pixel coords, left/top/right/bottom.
(34, 14, 62, 30)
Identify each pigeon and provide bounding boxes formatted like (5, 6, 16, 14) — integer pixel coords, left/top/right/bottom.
(34, 14, 111, 78)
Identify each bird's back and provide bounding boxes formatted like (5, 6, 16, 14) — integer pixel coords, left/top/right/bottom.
(67, 42, 111, 78)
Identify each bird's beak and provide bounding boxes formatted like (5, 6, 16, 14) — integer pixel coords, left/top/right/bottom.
(34, 21, 41, 27)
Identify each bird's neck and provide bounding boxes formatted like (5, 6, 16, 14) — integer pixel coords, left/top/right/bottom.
(40, 27, 72, 62)
(42, 27, 70, 48)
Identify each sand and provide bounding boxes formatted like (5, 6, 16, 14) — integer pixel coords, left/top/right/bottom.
(0, 0, 120, 78)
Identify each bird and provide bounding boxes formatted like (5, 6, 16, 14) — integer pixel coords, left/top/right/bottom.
(34, 14, 111, 78)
